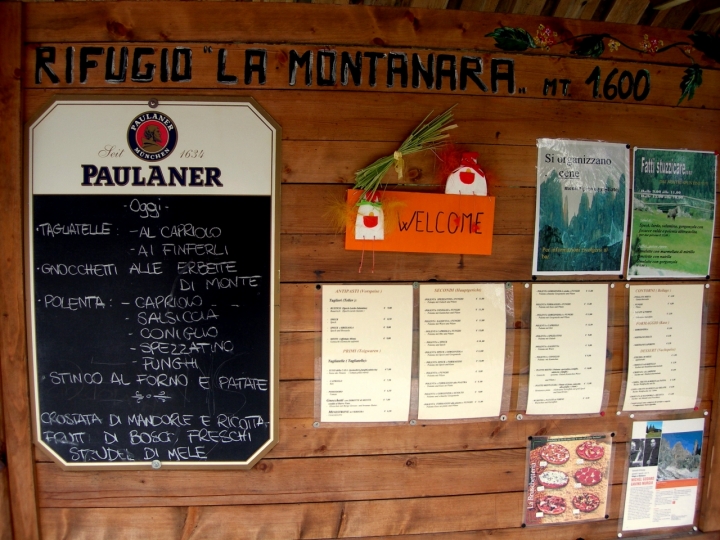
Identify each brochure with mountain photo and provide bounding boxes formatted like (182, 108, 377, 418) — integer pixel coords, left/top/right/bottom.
(622, 418, 705, 532)
(533, 139, 630, 275)
(628, 149, 717, 279)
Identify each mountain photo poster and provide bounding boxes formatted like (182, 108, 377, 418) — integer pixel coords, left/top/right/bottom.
(533, 139, 630, 275)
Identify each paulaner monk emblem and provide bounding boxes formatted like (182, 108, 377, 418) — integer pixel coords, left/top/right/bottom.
(127, 111, 178, 161)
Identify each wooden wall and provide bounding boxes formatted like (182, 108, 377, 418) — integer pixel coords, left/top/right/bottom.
(2, 2, 720, 538)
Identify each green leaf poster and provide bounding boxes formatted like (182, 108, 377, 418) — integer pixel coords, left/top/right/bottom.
(628, 149, 717, 278)
(533, 139, 630, 275)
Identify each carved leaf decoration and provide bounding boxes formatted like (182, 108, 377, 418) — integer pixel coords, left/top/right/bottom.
(570, 35, 606, 58)
(485, 27, 537, 52)
(688, 31, 720, 63)
(678, 65, 703, 105)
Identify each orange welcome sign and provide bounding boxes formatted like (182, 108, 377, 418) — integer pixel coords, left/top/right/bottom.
(345, 189, 495, 255)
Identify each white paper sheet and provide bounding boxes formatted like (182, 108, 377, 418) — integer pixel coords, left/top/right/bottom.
(622, 418, 705, 532)
(623, 285, 704, 411)
(417, 283, 507, 420)
(526, 284, 608, 415)
(321, 284, 413, 422)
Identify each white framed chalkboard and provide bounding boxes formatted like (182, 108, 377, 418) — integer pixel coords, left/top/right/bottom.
(25, 97, 280, 469)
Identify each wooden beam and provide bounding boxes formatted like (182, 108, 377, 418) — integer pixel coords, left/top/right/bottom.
(653, 0, 692, 10)
(0, 4, 40, 540)
(606, 0, 651, 23)
(700, 308, 720, 530)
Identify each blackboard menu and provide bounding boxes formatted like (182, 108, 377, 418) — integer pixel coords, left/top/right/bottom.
(27, 99, 280, 468)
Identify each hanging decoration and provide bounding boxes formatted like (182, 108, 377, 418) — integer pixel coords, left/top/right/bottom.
(352, 106, 458, 200)
(444, 151, 487, 196)
(328, 106, 496, 266)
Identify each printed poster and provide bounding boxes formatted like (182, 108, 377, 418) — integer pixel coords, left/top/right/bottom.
(417, 283, 507, 420)
(524, 433, 612, 526)
(321, 284, 414, 422)
(533, 139, 630, 275)
(526, 284, 608, 415)
(622, 418, 705, 532)
(628, 149, 717, 278)
(623, 284, 704, 412)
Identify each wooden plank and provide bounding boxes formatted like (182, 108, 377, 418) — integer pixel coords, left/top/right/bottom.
(36, 502, 720, 540)
(34, 442, 640, 507)
(281, 142, 537, 187)
(0, 344, 9, 540)
(553, 0, 603, 19)
(459, 0, 502, 11)
(700, 313, 720, 531)
(692, 11, 720, 31)
(282, 141, 720, 193)
(606, 0, 651, 24)
(25, 89, 720, 149)
(40, 503, 342, 540)
(280, 233, 537, 283)
(37, 489, 635, 540)
(0, 465, 12, 540)
(512, 0, 547, 15)
(651, 1, 697, 27)
(23, 3, 714, 66)
(24, 44, 720, 110)
(346, 520, 719, 540)
(279, 233, 720, 283)
(33, 403, 712, 463)
(0, 4, 40, 540)
(281, 183, 720, 238)
(282, 184, 536, 235)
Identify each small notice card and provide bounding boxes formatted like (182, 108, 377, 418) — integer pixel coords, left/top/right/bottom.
(623, 285, 704, 411)
(321, 284, 413, 422)
(526, 284, 609, 415)
(418, 283, 507, 420)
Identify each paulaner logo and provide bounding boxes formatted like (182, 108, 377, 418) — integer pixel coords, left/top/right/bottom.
(127, 111, 178, 161)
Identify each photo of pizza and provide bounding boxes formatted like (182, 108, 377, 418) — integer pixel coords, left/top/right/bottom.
(576, 440, 605, 461)
(536, 495, 567, 515)
(574, 467, 603, 486)
(540, 443, 570, 465)
(524, 433, 611, 526)
(573, 493, 601, 513)
(539, 470, 569, 489)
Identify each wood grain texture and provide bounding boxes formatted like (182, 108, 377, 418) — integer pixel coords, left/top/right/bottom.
(0, 4, 40, 540)
(701, 319, 720, 531)
(24, 89, 720, 149)
(0, 466, 12, 540)
(606, 0, 651, 23)
(36, 507, 720, 540)
(34, 402, 710, 463)
(280, 183, 720, 237)
(279, 233, 720, 282)
(36, 487, 636, 539)
(34, 445, 637, 508)
(24, 43, 720, 110)
(553, 0, 603, 19)
(23, 3, 718, 67)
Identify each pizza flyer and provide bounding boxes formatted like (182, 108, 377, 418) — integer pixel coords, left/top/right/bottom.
(524, 433, 613, 526)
